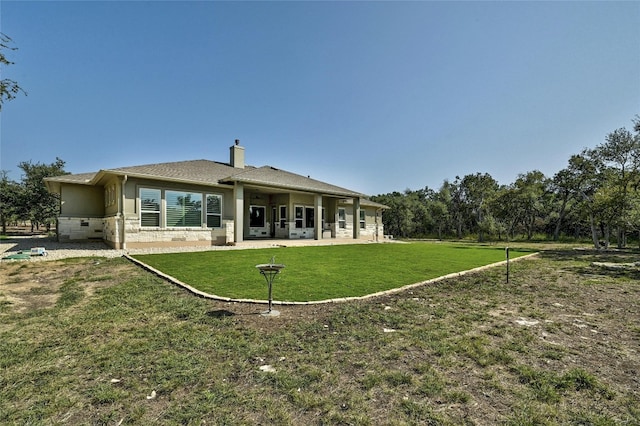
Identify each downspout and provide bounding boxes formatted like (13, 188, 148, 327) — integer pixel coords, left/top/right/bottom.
(121, 175, 128, 250)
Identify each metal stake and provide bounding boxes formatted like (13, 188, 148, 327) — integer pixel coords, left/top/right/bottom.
(506, 247, 510, 283)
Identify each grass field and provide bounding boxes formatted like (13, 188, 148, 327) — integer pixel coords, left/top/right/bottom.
(1, 245, 638, 424)
(133, 242, 533, 301)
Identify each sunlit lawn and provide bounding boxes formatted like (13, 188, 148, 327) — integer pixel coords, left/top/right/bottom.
(133, 242, 532, 301)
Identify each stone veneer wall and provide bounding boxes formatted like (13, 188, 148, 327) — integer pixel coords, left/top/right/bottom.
(57, 217, 105, 241)
(336, 222, 383, 239)
(122, 219, 235, 249)
(103, 216, 123, 249)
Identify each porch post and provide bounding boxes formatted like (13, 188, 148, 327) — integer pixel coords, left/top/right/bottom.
(352, 197, 360, 240)
(332, 198, 339, 238)
(234, 182, 244, 243)
(120, 175, 128, 250)
(314, 194, 322, 240)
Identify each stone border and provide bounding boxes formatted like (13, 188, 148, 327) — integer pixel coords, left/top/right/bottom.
(124, 252, 539, 306)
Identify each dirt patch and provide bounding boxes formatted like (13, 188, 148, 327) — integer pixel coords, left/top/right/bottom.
(0, 258, 133, 314)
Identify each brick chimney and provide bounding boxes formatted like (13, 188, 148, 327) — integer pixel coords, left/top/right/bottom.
(230, 139, 245, 169)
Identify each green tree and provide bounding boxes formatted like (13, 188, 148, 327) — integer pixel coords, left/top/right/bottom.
(568, 150, 605, 248)
(431, 186, 452, 240)
(18, 158, 68, 232)
(595, 127, 640, 247)
(442, 178, 466, 239)
(405, 188, 433, 237)
(373, 115, 640, 244)
(0, 33, 26, 110)
(550, 157, 587, 241)
(458, 173, 499, 242)
(512, 170, 550, 240)
(372, 191, 414, 238)
(489, 186, 519, 241)
(0, 171, 22, 234)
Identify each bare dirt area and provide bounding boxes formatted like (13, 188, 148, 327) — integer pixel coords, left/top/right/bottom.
(0, 245, 639, 424)
(1, 235, 123, 262)
(0, 259, 133, 315)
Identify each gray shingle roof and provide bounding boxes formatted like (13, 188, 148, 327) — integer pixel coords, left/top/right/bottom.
(340, 198, 389, 209)
(45, 172, 97, 185)
(46, 158, 372, 200)
(101, 159, 240, 186)
(224, 166, 364, 197)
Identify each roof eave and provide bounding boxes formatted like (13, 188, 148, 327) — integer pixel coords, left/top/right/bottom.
(234, 178, 365, 198)
(91, 169, 234, 189)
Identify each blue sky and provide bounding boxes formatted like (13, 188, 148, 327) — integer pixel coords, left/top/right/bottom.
(1, 1, 638, 196)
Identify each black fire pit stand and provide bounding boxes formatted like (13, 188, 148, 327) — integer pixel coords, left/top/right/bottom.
(255, 258, 285, 317)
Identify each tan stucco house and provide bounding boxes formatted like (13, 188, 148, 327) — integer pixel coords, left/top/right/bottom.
(44, 141, 387, 249)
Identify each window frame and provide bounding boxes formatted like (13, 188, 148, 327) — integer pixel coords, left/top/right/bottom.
(360, 209, 366, 229)
(140, 188, 162, 228)
(279, 205, 287, 228)
(206, 193, 223, 228)
(165, 190, 203, 228)
(305, 206, 315, 229)
(295, 205, 304, 229)
(338, 207, 346, 229)
(139, 188, 225, 229)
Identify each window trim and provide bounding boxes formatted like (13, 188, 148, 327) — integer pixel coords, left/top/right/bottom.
(140, 188, 162, 228)
(305, 206, 315, 229)
(293, 205, 318, 229)
(206, 193, 223, 229)
(360, 209, 366, 229)
(295, 205, 304, 229)
(279, 205, 287, 228)
(139, 188, 224, 229)
(165, 190, 203, 228)
(338, 207, 346, 229)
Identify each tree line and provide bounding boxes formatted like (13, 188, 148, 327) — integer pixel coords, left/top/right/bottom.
(0, 159, 67, 234)
(372, 116, 640, 249)
(0, 34, 62, 234)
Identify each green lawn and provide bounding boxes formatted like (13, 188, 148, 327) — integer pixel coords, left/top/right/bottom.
(133, 242, 532, 301)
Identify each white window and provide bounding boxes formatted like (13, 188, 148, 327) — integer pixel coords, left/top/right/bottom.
(206, 194, 222, 228)
(249, 206, 266, 227)
(279, 205, 287, 228)
(360, 210, 366, 229)
(293, 206, 316, 229)
(338, 208, 346, 229)
(295, 206, 304, 229)
(166, 191, 202, 227)
(140, 188, 161, 227)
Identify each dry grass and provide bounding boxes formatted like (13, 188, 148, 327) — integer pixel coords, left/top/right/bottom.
(0, 246, 638, 424)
